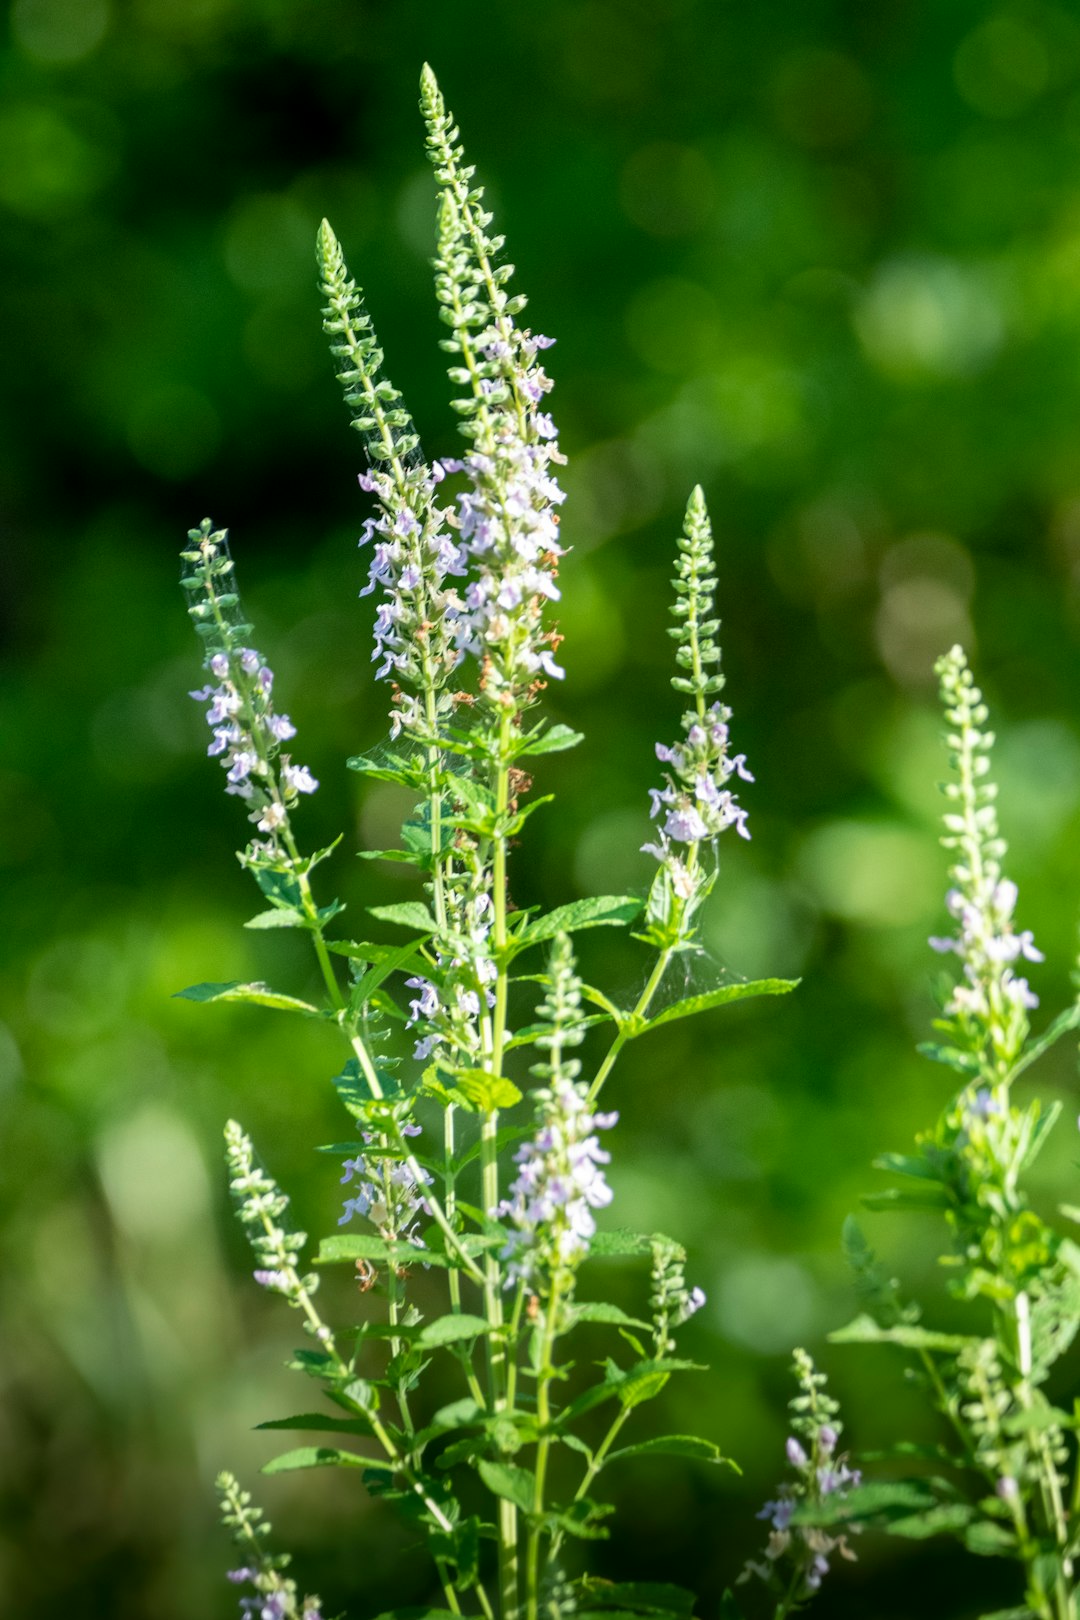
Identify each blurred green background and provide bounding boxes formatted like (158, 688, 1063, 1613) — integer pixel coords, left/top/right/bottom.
(5, 0, 1080, 1615)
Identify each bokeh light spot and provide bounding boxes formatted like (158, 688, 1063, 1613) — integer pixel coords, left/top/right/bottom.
(98, 1106, 210, 1242)
(0, 103, 116, 220)
(714, 1254, 819, 1352)
(620, 142, 715, 237)
(797, 820, 939, 926)
(625, 276, 721, 375)
(770, 49, 874, 150)
(955, 15, 1050, 119)
(224, 193, 318, 295)
(12, 0, 111, 65)
(127, 383, 222, 480)
(855, 255, 1004, 380)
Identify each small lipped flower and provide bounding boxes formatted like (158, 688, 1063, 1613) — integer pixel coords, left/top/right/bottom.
(338, 1119, 431, 1251)
(181, 522, 319, 860)
(929, 648, 1042, 1073)
(497, 936, 614, 1290)
(641, 487, 751, 943)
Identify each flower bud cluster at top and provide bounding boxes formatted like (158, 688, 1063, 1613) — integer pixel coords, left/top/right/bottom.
(930, 646, 1042, 1072)
(224, 1120, 326, 1330)
(318, 220, 466, 744)
(497, 938, 616, 1288)
(218, 1472, 323, 1620)
(642, 487, 752, 902)
(649, 1236, 706, 1356)
(422, 65, 567, 723)
(338, 1119, 431, 1245)
(182, 522, 318, 854)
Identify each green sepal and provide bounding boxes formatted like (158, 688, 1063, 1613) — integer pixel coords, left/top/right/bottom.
(173, 981, 320, 1015)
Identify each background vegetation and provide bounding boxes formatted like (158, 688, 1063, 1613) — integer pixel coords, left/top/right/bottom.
(5, 1, 1080, 1615)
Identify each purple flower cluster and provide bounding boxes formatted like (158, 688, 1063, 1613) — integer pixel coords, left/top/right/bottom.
(643, 698, 753, 887)
(752, 1424, 860, 1596)
(497, 1078, 617, 1286)
(227, 1569, 321, 1620)
(338, 1124, 431, 1246)
(190, 647, 317, 846)
(357, 460, 467, 737)
(929, 876, 1042, 1021)
(441, 331, 567, 709)
(404, 892, 497, 1066)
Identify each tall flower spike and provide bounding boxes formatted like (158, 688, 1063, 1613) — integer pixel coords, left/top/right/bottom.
(930, 646, 1042, 1075)
(317, 220, 465, 740)
(422, 66, 566, 718)
(217, 1471, 323, 1620)
(181, 521, 319, 856)
(642, 487, 752, 929)
(497, 936, 616, 1290)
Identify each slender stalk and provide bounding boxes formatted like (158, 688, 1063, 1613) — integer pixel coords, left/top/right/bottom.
(526, 1280, 562, 1620)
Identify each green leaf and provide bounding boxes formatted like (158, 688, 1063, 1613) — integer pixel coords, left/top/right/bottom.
(317, 1233, 449, 1268)
(541, 1497, 615, 1541)
(1007, 1001, 1080, 1084)
(333, 1055, 402, 1112)
(256, 1412, 376, 1437)
(1018, 1099, 1062, 1173)
(887, 1503, 975, 1539)
(244, 908, 306, 929)
(262, 1445, 393, 1475)
(873, 1151, 940, 1182)
(347, 751, 421, 786)
(861, 1184, 950, 1212)
(588, 1230, 659, 1259)
(367, 901, 438, 933)
(512, 722, 584, 758)
(566, 1301, 650, 1330)
(416, 1315, 490, 1348)
(607, 1434, 731, 1466)
(350, 940, 427, 1009)
(476, 1458, 534, 1514)
(792, 1479, 938, 1526)
(964, 1520, 1017, 1556)
(636, 978, 799, 1034)
(917, 1041, 980, 1075)
(173, 981, 319, 1014)
(577, 1579, 697, 1618)
(513, 896, 644, 952)
(829, 1314, 979, 1353)
(446, 1069, 523, 1112)
(370, 1608, 461, 1620)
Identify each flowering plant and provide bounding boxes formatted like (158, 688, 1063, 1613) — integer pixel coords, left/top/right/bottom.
(759, 649, 1080, 1620)
(179, 67, 796, 1620)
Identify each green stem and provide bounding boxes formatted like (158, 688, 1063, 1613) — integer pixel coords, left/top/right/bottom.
(586, 944, 673, 1108)
(526, 1278, 562, 1620)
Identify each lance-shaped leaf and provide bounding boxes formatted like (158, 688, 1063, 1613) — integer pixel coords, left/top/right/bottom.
(173, 981, 320, 1014)
(633, 978, 798, 1035)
